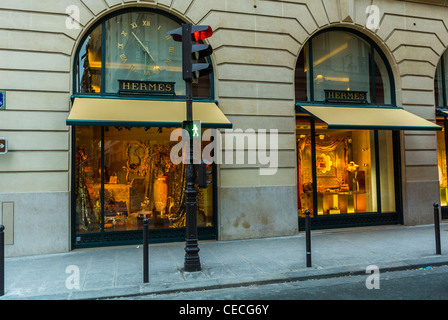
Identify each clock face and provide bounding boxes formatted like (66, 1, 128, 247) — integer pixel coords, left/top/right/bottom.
(105, 12, 183, 93)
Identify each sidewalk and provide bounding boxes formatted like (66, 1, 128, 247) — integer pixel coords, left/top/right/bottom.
(1, 223, 448, 300)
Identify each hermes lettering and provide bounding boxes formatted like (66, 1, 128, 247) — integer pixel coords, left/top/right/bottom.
(325, 90, 367, 104)
(118, 80, 175, 95)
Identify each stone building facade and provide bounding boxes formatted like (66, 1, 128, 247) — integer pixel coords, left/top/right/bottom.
(0, 0, 447, 256)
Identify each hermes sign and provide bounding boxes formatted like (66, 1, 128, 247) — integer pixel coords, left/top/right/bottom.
(325, 90, 367, 104)
(118, 80, 175, 96)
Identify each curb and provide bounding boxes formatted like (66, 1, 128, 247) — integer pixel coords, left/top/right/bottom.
(4, 256, 447, 300)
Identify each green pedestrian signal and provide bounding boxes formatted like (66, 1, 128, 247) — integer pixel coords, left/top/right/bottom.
(183, 120, 201, 140)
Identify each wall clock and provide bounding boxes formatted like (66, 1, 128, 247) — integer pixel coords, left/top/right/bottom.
(105, 12, 182, 92)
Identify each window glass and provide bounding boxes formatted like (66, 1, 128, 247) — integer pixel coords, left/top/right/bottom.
(77, 25, 102, 93)
(295, 31, 392, 104)
(296, 117, 313, 216)
(435, 63, 444, 107)
(445, 53, 448, 106)
(296, 119, 396, 216)
(312, 31, 371, 102)
(378, 131, 395, 212)
(435, 52, 447, 107)
(75, 126, 214, 233)
(374, 49, 391, 104)
(75, 126, 102, 233)
(437, 121, 447, 207)
(295, 44, 309, 101)
(104, 12, 183, 94)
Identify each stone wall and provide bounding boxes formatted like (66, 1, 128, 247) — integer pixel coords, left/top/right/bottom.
(0, 0, 447, 255)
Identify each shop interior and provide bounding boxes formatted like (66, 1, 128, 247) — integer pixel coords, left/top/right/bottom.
(296, 118, 395, 217)
(75, 126, 214, 233)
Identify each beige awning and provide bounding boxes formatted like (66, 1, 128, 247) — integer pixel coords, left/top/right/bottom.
(298, 105, 441, 131)
(66, 97, 232, 128)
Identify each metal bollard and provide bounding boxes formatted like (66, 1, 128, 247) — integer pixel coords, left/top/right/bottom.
(0, 225, 4, 296)
(433, 203, 441, 255)
(305, 210, 312, 267)
(143, 219, 149, 283)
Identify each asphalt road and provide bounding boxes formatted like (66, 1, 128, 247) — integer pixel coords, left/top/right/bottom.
(116, 265, 448, 301)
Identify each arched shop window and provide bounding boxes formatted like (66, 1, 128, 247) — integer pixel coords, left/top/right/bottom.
(295, 29, 402, 229)
(295, 30, 392, 104)
(74, 9, 212, 97)
(435, 51, 448, 219)
(71, 9, 217, 248)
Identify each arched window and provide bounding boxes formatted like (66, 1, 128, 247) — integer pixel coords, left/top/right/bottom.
(73, 9, 212, 98)
(295, 29, 402, 229)
(295, 29, 393, 105)
(70, 9, 218, 248)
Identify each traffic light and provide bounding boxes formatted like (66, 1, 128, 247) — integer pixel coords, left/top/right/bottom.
(197, 161, 213, 189)
(182, 120, 201, 140)
(167, 24, 213, 83)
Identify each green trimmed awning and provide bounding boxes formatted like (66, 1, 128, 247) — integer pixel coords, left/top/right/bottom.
(437, 109, 448, 118)
(297, 104, 441, 131)
(66, 97, 232, 128)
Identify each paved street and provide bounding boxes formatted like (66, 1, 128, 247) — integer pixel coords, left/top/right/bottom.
(2, 223, 448, 300)
(122, 265, 448, 300)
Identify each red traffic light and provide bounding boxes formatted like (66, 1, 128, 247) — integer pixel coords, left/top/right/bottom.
(192, 25, 213, 41)
(167, 24, 213, 42)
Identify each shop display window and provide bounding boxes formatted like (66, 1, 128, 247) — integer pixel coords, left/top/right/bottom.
(75, 126, 214, 233)
(436, 51, 448, 211)
(436, 52, 448, 216)
(75, 127, 101, 231)
(437, 122, 447, 207)
(72, 9, 217, 245)
(295, 29, 398, 226)
(296, 119, 396, 217)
